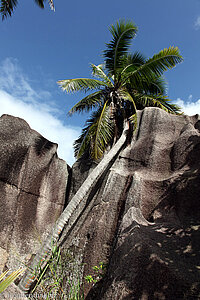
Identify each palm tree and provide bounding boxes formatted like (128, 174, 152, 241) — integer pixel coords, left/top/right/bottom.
(18, 20, 183, 294)
(0, 0, 55, 20)
(58, 20, 182, 161)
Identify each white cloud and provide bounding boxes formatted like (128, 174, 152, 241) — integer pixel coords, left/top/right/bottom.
(175, 97, 200, 116)
(194, 16, 200, 30)
(0, 58, 81, 166)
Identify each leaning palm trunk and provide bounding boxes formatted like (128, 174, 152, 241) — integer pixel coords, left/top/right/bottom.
(18, 121, 129, 294)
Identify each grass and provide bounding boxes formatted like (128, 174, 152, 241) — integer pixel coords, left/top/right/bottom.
(27, 242, 84, 300)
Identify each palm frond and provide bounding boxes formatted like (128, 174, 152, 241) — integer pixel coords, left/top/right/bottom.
(74, 104, 114, 160)
(73, 123, 91, 159)
(68, 91, 105, 115)
(121, 52, 146, 74)
(127, 74, 168, 96)
(122, 46, 183, 84)
(104, 19, 138, 77)
(91, 64, 113, 86)
(57, 78, 108, 93)
(1, 0, 18, 20)
(93, 101, 114, 159)
(146, 76, 167, 95)
(134, 93, 182, 114)
(129, 113, 137, 130)
(121, 53, 168, 95)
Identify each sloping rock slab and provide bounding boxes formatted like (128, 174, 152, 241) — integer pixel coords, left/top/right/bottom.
(66, 107, 200, 300)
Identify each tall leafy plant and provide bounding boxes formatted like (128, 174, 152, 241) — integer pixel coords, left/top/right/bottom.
(58, 20, 183, 161)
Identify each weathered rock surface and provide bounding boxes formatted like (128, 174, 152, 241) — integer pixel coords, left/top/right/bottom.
(1, 108, 200, 300)
(64, 107, 200, 299)
(0, 114, 69, 275)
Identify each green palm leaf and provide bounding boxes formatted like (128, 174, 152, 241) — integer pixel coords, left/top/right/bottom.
(144, 76, 167, 95)
(57, 78, 108, 93)
(127, 74, 167, 96)
(0, 269, 25, 293)
(68, 91, 105, 115)
(74, 111, 100, 159)
(93, 101, 114, 159)
(74, 124, 91, 159)
(74, 104, 114, 160)
(91, 64, 113, 87)
(134, 93, 181, 114)
(104, 19, 138, 77)
(121, 52, 146, 75)
(121, 53, 168, 96)
(122, 46, 183, 85)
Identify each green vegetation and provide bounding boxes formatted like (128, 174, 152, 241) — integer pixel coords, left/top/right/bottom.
(58, 19, 183, 161)
(25, 242, 84, 299)
(0, 268, 25, 293)
(27, 243, 106, 300)
(0, 0, 55, 20)
(85, 262, 106, 285)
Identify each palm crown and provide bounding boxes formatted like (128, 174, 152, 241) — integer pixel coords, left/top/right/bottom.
(58, 20, 183, 161)
(0, 0, 55, 20)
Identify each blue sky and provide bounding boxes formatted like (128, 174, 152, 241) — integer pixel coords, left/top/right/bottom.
(0, 0, 200, 165)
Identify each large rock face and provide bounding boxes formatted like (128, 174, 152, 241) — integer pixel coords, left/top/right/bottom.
(64, 107, 200, 299)
(0, 108, 200, 300)
(0, 114, 69, 272)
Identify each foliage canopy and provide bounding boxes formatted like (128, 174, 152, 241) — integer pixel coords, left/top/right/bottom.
(59, 20, 183, 161)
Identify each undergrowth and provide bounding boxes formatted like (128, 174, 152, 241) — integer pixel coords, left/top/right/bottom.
(27, 242, 84, 300)
(17, 239, 106, 299)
